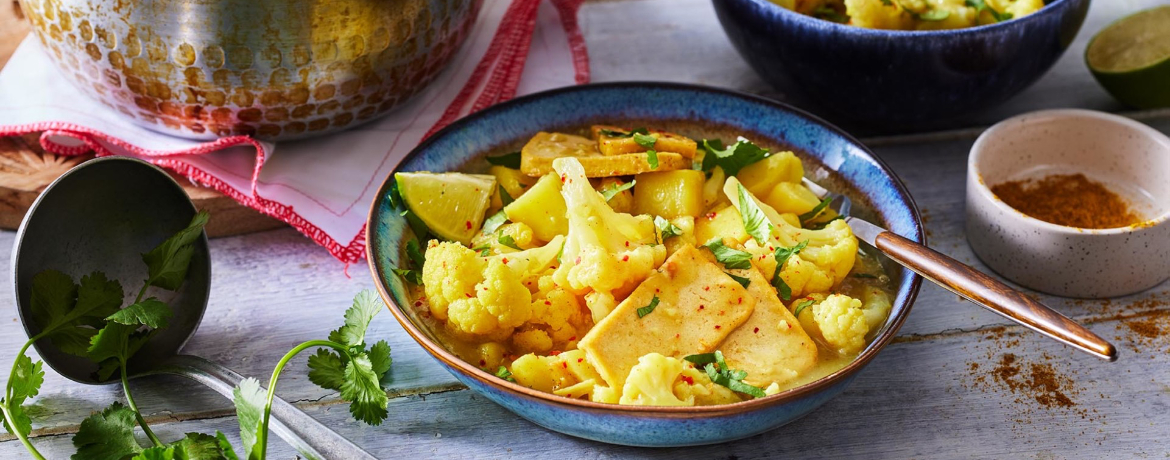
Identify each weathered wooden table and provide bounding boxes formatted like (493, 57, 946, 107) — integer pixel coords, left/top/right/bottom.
(2, 0, 1169, 458)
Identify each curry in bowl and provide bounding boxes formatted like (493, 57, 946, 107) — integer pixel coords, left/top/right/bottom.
(389, 126, 894, 407)
(779, 0, 1045, 30)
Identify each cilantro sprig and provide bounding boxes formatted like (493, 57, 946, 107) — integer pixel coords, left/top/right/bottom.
(683, 351, 766, 398)
(599, 180, 635, 202)
(737, 183, 772, 245)
(655, 216, 683, 241)
(636, 296, 661, 318)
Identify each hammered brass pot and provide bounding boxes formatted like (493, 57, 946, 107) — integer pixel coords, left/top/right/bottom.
(19, 0, 483, 140)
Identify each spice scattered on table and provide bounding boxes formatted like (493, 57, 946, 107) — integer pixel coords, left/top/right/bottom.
(990, 173, 1142, 229)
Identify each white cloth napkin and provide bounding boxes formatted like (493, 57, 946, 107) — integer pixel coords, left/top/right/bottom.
(0, 0, 588, 265)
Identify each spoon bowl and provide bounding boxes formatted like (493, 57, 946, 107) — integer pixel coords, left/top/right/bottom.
(12, 156, 374, 459)
(12, 156, 210, 383)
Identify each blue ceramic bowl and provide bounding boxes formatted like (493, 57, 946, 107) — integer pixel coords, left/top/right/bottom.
(713, 0, 1090, 128)
(367, 83, 924, 447)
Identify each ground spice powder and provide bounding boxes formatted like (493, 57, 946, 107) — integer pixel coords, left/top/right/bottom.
(990, 173, 1142, 229)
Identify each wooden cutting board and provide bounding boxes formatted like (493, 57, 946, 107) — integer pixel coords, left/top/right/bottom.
(0, 1, 284, 237)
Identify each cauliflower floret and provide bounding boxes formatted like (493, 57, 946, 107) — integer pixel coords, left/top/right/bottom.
(551, 158, 666, 322)
(510, 349, 603, 399)
(513, 284, 590, 353)
(421, 236, 564, 338)
(725, 177, 858, 299)
(794, 294, 874, 355)
(619, 353, 694, 406)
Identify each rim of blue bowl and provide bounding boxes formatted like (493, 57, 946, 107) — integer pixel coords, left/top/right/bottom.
(367, 81, 924, 417)
(735, 0, 1073, 36)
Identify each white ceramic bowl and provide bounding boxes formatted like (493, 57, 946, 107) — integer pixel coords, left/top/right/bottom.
(966, 109, 1170, 298)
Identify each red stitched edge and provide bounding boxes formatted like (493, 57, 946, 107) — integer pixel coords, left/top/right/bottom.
(551, 0, 591, 84)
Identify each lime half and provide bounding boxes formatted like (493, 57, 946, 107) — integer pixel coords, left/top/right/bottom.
(1086, 6, 1170, 109)
(395, 172, 496, 244)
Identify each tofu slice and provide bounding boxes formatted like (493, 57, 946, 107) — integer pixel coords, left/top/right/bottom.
(520, 131, 691, 177)
(719, 265, 818, 387)
(590, 125, 698, 158)
(577, 246, 755, 389)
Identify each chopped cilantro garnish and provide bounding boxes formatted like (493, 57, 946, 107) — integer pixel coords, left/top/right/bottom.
(772, 241, 808, 301)
(737, 183, 772, 245)
(636, 296, 660, 318)
(633, 132, 658, 149)
(599, 180, 636, 201)
(793, 299, 816, 318)
(699, 138, 770, 176)
(391, 268, 422, 284)
(498, 233, 522, 250)
(727, 272, 751, 288)
(498, 185, 515, 206)
(646, 149, 659, 169)
(482, 210, 508, 235)
(703, 238, 753, 270)
(683, 351, 766, 398)
(965, 0, 1012, 21)
(486, 151, 522, 168)
(471, 244, 492, 257)
(655, 216, 683, 241)
(917, 8, 950, 21)
(813, 6, 849, 23)
(495, 366, 515, 382)
(798, 197, 833, 226)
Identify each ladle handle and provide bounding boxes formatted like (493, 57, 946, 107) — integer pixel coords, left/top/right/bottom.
(872, 230, 1118, 361)
(152, 354, 377, 460)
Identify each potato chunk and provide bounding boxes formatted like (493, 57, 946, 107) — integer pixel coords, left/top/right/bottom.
(591, 125, 698, 158)
(719, 265, 818, 387)
(521, 132, 691, 177)
(504, 173, 567, 242)
(632, 170, 706, 218)
(736, 151, 804, 196)
(694, 205, 749, 246)
(577, 246, 756, 389)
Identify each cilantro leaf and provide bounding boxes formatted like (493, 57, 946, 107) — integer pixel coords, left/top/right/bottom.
(655, 216, 682, 240)
(30, 271, 124, 358)
(72, 402, 143, 460)
(481, 210, 508, 235)
(328, 290, 383, 348)
(232, 377, 267, 460)
(699, 138, 770, 176)
(498, 234, 522, 250)
(793, 299, 816, 317)
(497, 185, 515, 207)
(340, 353, 389, 425)
(772, 241, 808, 301)
(471, 244, 492, 257)
(307, 348, 347, 391)
(1, 353, 43, 437)
(633, 132, 658, 150)
(216, 432, 241, 460)
(368, 340, 393, 382)
(87, 322, 134, 364)
(798, 197, 833, 226)
(636, 296, 660, 318)
(95, 330, 152, 381)
(402, 209, 431, 241)
(132, 446, 179, 460)
(683, 353, 719, 366)
(813, 6, 849, 22)
(737, 183, 772, 244)
(495, 366, 515, 382)
(703, 238, 753, 270)
(174, 432, 234, 460)
(599, 127, 648, 138)
(72, 272, 125, 329)
(387, 179, 404, 211)
(106, 298, 172, 329)
(646, 149, 659, 170)
(405, 239, 426, 269)
(692, 351, 766, 398)
(28, 269, 77, 331)
(141, 211, 209, 291)
(727, 379, 767, 398)
(485, 151, 522, 169)
(599, 180, 636, 201)
(727, 272, 751, 288)
(391, 268, 422, 285)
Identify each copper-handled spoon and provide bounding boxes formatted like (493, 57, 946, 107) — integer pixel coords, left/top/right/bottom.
(802, 178, 1118, 361)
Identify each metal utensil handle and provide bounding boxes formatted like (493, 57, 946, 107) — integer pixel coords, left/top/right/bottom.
(873, 231, 1118, 361)
(152, 354, 377, 460)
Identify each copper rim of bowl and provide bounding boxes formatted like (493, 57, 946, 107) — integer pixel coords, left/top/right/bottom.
(743, 0, 1076, 36)
(366, 82, 923, 417)
(969, 108, 1170, 235)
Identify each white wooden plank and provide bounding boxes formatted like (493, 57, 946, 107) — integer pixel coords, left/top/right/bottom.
(3, 314, 1164, 459)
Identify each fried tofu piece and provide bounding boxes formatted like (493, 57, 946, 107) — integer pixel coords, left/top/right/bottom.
(719, 265, 818, 387)
(520, 132, 691, 178)
(590, 125, 698, 158)
(577, 246, 756, 389)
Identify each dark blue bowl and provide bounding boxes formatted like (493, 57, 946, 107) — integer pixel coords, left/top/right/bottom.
(713, 0, 1090, 128)
(367, 83, 923, 446)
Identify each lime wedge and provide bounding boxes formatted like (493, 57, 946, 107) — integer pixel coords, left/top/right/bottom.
(1086, 6, 1170, 109)
(395, 172, 496, 244)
